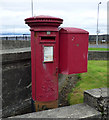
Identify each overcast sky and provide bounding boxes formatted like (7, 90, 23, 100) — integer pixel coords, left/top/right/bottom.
(0, 0, 108, 35)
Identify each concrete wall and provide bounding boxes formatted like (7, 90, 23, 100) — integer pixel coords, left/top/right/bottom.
(2, 48, 32, 118)
(88, 50, 109, 60)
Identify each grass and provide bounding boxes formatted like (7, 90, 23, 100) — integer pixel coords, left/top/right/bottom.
(88, 48, 109, 51)
(68, 60, 108, 105)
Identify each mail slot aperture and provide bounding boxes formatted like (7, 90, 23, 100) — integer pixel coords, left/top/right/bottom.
(41, 36, 55, 40)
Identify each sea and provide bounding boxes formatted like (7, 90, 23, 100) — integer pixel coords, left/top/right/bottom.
(0, 33, 30, 37)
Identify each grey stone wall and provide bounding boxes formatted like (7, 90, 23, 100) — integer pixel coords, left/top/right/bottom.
(88, 50, 109, 60)
(84, 88, 109, 120)
(2, 48, 32, 118)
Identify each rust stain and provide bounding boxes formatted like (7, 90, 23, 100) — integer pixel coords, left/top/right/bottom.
(34, 100, 58, 112)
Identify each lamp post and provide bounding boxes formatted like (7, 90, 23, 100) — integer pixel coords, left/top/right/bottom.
(96, 2, 101, 46)
(31, 0, 33, 16)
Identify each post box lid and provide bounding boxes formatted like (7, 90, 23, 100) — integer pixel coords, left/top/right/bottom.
(60, 27, 89, 34)
(25, 15, 63, 21)
(25, 15, 63, 28)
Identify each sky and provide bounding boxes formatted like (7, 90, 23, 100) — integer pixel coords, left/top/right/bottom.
(0, 0, 108, 35)
(108, 1, 109, 34)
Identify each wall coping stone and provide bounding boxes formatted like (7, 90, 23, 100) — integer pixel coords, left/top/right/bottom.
(84, 88, 108, 98)
(9, 88, 108, 119)
(10, 103, 101, 119)
(1, 47, 31, 64)
(1, 47, 31, 54)
(84, 88, 109, 119)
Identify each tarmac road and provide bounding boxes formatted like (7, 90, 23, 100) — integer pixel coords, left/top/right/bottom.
(88, 44, 109, 48)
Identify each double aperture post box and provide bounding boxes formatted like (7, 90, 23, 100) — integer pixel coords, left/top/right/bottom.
(25, 15, 63, 111)
(25, 15, 89, 112)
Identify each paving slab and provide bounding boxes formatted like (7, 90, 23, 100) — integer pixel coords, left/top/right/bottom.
(10, 103, 101, 119)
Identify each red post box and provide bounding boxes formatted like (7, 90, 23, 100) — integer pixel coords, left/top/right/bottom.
(59, 27, 89, 74)
(25, 15, 63, 111)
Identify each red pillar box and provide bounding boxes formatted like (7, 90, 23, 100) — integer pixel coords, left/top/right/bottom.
(25, 15, 63, 111)
(59, 27, 89, 74)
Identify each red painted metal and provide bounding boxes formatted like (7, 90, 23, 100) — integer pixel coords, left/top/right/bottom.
(25, 15, 63, 102)
(59, 27, 89, 74)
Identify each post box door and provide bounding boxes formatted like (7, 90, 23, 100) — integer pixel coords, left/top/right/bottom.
(59, 27, 89, 74)
(68, 33, 88, 74)
(33, 32, 59, 102)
